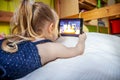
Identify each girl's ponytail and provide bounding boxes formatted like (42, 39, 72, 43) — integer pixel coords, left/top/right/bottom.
(11, 0, 37, 39)
(1, 0, 36, 53)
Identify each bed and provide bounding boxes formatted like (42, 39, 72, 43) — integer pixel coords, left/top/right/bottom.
(17, 32, 120, 80)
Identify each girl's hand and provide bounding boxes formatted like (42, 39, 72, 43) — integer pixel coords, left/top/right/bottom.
(78, 32, 87, 41)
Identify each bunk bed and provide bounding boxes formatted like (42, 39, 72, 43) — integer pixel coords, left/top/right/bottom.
(0, 2, 120, 80)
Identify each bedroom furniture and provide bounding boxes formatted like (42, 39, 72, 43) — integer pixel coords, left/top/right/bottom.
(67, 3, 120, 21)
(55, 0, 120, 34)
(55, 0, 120, 20)
(55, 0, 98, 18)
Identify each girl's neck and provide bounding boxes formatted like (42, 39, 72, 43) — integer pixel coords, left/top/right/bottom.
(33, 37, 45, 42)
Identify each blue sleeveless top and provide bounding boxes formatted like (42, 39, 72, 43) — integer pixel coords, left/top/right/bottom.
(0, 39, 52, 80)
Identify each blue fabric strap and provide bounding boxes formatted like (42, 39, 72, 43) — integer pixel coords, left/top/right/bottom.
(0, 65, 6, 78)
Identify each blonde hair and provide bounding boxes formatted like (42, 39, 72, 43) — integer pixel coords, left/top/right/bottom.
(2, 0, 58, 53)
(10, 0, 58, 40)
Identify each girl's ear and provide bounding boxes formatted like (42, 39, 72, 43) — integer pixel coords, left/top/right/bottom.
(48, 23, 54, 33)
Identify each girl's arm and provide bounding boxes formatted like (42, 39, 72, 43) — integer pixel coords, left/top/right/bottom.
(37, 33, 86, 65)
(52, 33, 86, 58)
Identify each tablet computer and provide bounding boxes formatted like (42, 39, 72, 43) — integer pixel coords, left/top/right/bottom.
(59, 18, 83, 37)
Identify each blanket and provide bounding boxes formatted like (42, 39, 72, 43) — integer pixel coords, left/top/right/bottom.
(18, 32, 120, 80)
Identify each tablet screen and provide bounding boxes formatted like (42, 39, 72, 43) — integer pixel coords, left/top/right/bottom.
(59, 18, 83, 36)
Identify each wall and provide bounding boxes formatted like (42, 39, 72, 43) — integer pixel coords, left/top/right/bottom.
(0, 0, 54, 35)
(0, 0, 15, 35)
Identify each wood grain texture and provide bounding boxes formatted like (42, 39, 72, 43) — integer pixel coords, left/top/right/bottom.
(0, 11, 13, 22)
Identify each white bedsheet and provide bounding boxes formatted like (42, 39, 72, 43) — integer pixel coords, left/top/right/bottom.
(18, 32, 120, 80)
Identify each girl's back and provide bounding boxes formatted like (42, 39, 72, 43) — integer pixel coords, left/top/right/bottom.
(0, 39, 41, 79)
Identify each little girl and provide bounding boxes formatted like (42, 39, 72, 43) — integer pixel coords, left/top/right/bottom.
(0, 0, 86, 80)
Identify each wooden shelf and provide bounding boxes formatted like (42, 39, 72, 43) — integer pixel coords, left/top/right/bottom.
(79, 0, 97, 10)
(55, 1, 120, 34)
(64, 3, 120, 21)
(79, 0, 97, 6)
(81, 3, 120, 21)
(0, 11, 13, 22)
(79, 0, 107, 10)
(79, 2, 95, 10)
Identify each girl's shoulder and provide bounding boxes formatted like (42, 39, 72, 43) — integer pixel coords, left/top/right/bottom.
(0, 39, 36, 53)
(32, 39, 52, 45)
